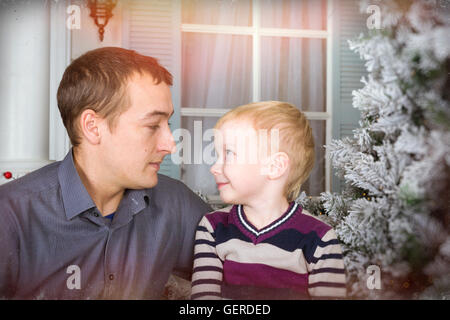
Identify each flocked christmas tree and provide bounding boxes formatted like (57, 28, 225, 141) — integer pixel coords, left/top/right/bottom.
(297, 0, 450, 299)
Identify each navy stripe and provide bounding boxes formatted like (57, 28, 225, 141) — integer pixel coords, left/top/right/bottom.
(194, 252, 218, 260)
(191, 292, 222, 300)
(309, 253, 343, 264)
(192, 279, 222, 287)
(310, 268, 346, 275)
(214, 222, 253, 245)
(213, 224, 342, 264)
(318, 239, 340, 247)
(195, 239, 216, 247)
(261, 230, 328, 262)
(196, 225, 209, 233)
(308, 281, 346, 288)
(193, 266, 223, 273)
(196, 226, 215, 238)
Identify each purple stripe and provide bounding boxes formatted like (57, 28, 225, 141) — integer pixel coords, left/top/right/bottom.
(286, 212, 332, 239)
(222, 283, 310, 300)
(223, 260, 308, 290)
(206, 208, 234, 230)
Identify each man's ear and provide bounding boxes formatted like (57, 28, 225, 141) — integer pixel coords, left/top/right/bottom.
(267, 152, 290, 179)
(78, 109, 102, 145)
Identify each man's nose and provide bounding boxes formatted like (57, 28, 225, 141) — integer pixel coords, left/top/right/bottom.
(159, 126, 176, 154)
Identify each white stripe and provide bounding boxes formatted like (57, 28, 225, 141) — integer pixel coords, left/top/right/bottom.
(237, 202, 299, 237)
(216, 238, 309, 274)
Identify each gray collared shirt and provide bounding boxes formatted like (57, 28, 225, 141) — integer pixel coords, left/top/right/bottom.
(0, 150, 211, 299)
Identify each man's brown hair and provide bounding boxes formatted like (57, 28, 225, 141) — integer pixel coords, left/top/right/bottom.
(57, 47, 173, 147)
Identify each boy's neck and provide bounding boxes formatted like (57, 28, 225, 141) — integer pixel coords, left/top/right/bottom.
(242, 195, 290, 231)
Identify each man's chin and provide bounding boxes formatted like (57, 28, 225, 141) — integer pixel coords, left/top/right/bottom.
(131, 175, 158, 190)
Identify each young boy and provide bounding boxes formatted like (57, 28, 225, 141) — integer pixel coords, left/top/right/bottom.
(191, 101, 347, 300)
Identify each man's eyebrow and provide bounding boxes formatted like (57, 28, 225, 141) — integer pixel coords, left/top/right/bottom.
(142, 110, 174, 119)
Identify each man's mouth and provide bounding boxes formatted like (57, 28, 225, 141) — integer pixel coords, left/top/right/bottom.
(149, 162, 162, 170)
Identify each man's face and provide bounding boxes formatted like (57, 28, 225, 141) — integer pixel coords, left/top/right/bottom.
(210, 120, 269, 204)
(99, 73, 175, 190)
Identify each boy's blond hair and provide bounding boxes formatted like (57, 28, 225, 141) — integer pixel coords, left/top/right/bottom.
(215, 101, 315, 202)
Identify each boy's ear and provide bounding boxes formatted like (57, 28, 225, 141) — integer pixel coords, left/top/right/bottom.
(79, 109, 103, 145)
(266, 152, 290, 179)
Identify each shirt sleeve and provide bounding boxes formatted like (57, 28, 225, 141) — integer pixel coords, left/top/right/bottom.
(0, 207, 20, 299)
(173, 183, 212, 281)
(190, 215, 223, 300)
(307, 228, 347, 299)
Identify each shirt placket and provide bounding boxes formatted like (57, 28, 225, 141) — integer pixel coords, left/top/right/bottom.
(103, 224, 117, 299)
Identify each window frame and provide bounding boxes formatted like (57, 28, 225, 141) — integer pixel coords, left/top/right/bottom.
(180, 0, 335, 200)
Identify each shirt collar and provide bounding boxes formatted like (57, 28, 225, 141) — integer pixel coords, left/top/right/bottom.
(122, 189, 150, 216)
(58, 149, 151, 220)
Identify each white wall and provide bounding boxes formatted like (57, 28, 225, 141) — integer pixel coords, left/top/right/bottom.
(0, 1, 50, 161)
(0, 0, 125, 184)
(0, 0, 53, 183)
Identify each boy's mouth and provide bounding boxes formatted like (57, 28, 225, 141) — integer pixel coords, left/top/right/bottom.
(216, 182, 229, 190)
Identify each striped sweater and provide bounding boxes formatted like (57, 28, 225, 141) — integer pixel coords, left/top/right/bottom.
(191, 202, 347, 300)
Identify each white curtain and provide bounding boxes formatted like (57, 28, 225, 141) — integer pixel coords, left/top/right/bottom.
(181, 0, 326, 197)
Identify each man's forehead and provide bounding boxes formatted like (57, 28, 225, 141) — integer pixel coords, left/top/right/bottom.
(123, 72, 174, 118)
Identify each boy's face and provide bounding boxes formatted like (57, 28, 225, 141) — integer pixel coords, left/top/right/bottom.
(210, 120, 271, 204)
(98, 73, 176, 190)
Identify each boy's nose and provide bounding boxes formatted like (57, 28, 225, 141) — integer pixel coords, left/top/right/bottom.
(210, 161, 222, 176)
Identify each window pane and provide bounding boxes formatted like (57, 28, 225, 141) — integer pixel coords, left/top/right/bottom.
(261, 37, 326, 112)
(182, 33, 253, 108)
(302, 120, 326, 196)
(179, 117, 326, 198)
(179, 116, 220, 196)
(261, 0, 327, 30)
(182, 0, 252, 26)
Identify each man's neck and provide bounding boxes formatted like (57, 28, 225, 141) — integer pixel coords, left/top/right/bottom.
(73, 147, 124, 216)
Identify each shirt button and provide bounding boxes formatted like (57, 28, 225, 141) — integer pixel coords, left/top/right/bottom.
(109, 274, 114, 281)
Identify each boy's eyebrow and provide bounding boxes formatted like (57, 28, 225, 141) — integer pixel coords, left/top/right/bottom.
(141, 110, 174, 119)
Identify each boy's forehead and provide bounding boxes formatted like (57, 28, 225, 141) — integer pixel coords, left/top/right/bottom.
(216, 120, 257, 142)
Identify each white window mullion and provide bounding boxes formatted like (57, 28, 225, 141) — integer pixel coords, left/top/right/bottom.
(252, 0, 261, 101)
(181, 24, 253, 35)
(182, 23, 328, 39)
(181, 107, 330, 121)
(325, 0, 335, 192)
(260, 28, 327, 39)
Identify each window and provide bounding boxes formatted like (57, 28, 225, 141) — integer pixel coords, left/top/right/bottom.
(181, 0, 330, 200)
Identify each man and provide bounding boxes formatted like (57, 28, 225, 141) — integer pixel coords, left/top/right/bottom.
(0, 47, 211, 299)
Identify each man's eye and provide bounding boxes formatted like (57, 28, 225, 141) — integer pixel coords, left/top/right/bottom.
(225, 149, 234, 156)
(148, 125, 160, 130)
